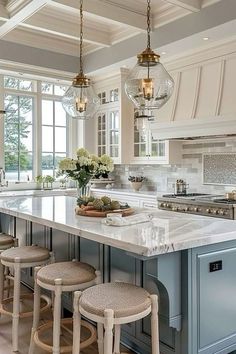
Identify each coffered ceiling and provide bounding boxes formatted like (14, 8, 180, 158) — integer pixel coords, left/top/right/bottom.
(0, 0, 221, 56)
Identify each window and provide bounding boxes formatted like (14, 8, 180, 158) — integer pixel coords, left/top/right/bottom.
(2, 75, 69, 182)
(41, 82, 67, 96)
(4, 76, 34, 92)
(4, 94, 33, 181)
(42, 99, 67, 177)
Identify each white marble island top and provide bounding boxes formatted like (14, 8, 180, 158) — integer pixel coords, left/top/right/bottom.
(1, 195, 236, 257)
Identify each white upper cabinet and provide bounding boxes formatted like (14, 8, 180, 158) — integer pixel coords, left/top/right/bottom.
(151, 41, 236, 139)
(94, 68, 134, 164)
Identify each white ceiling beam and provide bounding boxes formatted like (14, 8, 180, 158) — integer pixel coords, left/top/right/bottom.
(0, 0, 52, 38)
(22, 13, 111, 46)
(52, 0, 147, 31)
(164, 0, 202, 12)
(0, 0, 9, 20)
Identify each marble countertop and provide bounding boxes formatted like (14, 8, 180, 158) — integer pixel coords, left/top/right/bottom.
(1, 195, 236, 257)
(0, 189, 76, 197)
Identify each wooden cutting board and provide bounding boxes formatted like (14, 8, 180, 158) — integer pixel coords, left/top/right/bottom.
(75, 207, 134, 217)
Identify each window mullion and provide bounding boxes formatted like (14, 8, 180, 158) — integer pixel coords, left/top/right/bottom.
(18, 96, 20, 181)
(35, 80, 42, 178)
(0, 75, 5, 168)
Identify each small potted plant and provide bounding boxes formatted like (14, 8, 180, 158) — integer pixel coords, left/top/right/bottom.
(35, 175, 55, 190)
(43, 175, 55, 190)
(35, 175, 44, 189)
(128, 176, 146, 192)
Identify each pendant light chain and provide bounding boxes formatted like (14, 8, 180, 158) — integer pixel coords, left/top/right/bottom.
(79, 0, 84, 75)
(147, 0, 151, 49)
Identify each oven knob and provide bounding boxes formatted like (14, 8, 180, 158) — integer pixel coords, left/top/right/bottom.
(193, 207, 198, 212)
(172, 206, 178, 211)
(212, 209, 218, 215)
(206, 208, 211, 213)
(184, 207, 189, 212)
(219, 210, 226, 216)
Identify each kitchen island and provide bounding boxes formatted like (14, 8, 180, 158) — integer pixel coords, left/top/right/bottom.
(1, 195, 236, 354)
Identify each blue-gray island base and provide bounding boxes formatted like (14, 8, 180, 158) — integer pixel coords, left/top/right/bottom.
(1, 196, 236, 354)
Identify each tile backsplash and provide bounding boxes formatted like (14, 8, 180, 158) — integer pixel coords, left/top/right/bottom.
(112, 139, 236, 194)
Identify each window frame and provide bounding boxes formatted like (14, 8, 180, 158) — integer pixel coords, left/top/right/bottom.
(0, 74, 72, 184)
(41, 96, 69, 178)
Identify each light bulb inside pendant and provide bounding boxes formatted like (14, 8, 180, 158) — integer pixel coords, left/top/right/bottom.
(76, 97, 87, 113)
(141, 78, 154, 100)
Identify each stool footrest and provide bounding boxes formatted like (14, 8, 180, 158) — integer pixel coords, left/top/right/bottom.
(34, 318, 96, 353)
(0, 293, 51, 318)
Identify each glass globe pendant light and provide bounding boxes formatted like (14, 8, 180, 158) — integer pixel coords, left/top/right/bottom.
(62, 0, 99, 119)
(125, 0, 174, 110)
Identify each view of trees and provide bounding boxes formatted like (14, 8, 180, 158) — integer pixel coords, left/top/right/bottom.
(4, 93, 32, 173)
(4, 77, 67, 180)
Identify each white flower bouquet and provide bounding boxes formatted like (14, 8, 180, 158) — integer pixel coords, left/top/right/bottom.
(94, 154, 114, 178)
(58, 148, 99, 189)
(58, 149, 114, 194)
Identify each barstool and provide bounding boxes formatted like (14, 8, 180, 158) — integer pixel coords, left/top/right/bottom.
(0, 245, 52, 352)
(73, 282, 160, 354)
(0, 233, 18, 298)
(29, 261, 101, 354)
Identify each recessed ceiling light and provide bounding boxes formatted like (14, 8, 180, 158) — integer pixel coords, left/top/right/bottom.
(203, 37, 209, 41)
(161, 51, 167, 55)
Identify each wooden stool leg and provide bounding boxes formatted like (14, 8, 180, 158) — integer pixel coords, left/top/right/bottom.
(73, 291, 82, 354)
(95, 270, 102, 285)
(114, 325, 121, 354)
(97, 323, 104, 354)
(12, 261, 21, 352)
(0, 261, 5, 305)
(150, 295, 160, 354)
(5, 267, 11, 298)
(104, 309, 114, 354)
(53, 279, 62, 354)
(29, 267, 41, 354)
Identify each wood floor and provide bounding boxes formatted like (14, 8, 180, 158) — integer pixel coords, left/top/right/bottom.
(0, 286, 133, 354)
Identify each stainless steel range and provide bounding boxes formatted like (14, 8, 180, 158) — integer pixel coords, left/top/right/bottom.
(157, 193, 236, 219)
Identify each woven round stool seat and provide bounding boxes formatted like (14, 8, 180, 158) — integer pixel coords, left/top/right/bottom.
(80, 282, 151, 318)
(1, 245, 50, 263)
(0, 233, 14, 247)
(37, 261, 96, 286)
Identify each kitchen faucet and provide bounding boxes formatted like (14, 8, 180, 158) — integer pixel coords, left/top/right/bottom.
(0, 168, 8, 188)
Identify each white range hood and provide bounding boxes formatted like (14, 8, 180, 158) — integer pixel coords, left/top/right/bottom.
(150, 41, 236, 140)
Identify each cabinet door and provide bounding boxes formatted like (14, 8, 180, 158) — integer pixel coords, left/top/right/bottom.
(108, 110, 119, 158)
(148, 132, 166, 160)
(133, 125, 148, 158)
(140, 200, 157, 209)
(97, 112, 106, 157)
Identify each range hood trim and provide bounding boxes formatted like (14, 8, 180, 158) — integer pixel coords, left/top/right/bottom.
(151, 114, 236, 140)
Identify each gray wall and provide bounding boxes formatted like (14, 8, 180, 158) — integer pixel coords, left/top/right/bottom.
(113, 139, 236, 194)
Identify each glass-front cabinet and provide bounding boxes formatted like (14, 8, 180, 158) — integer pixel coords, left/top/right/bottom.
(134, 128, 166, 160)
(133, 124, 182, 164)
(97, 109, 120, 161)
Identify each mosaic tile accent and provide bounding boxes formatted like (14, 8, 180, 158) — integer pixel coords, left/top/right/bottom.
(203, 153, 236, 185)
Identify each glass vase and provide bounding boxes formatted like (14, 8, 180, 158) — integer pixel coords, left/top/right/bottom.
(77, 184, 91, 198)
